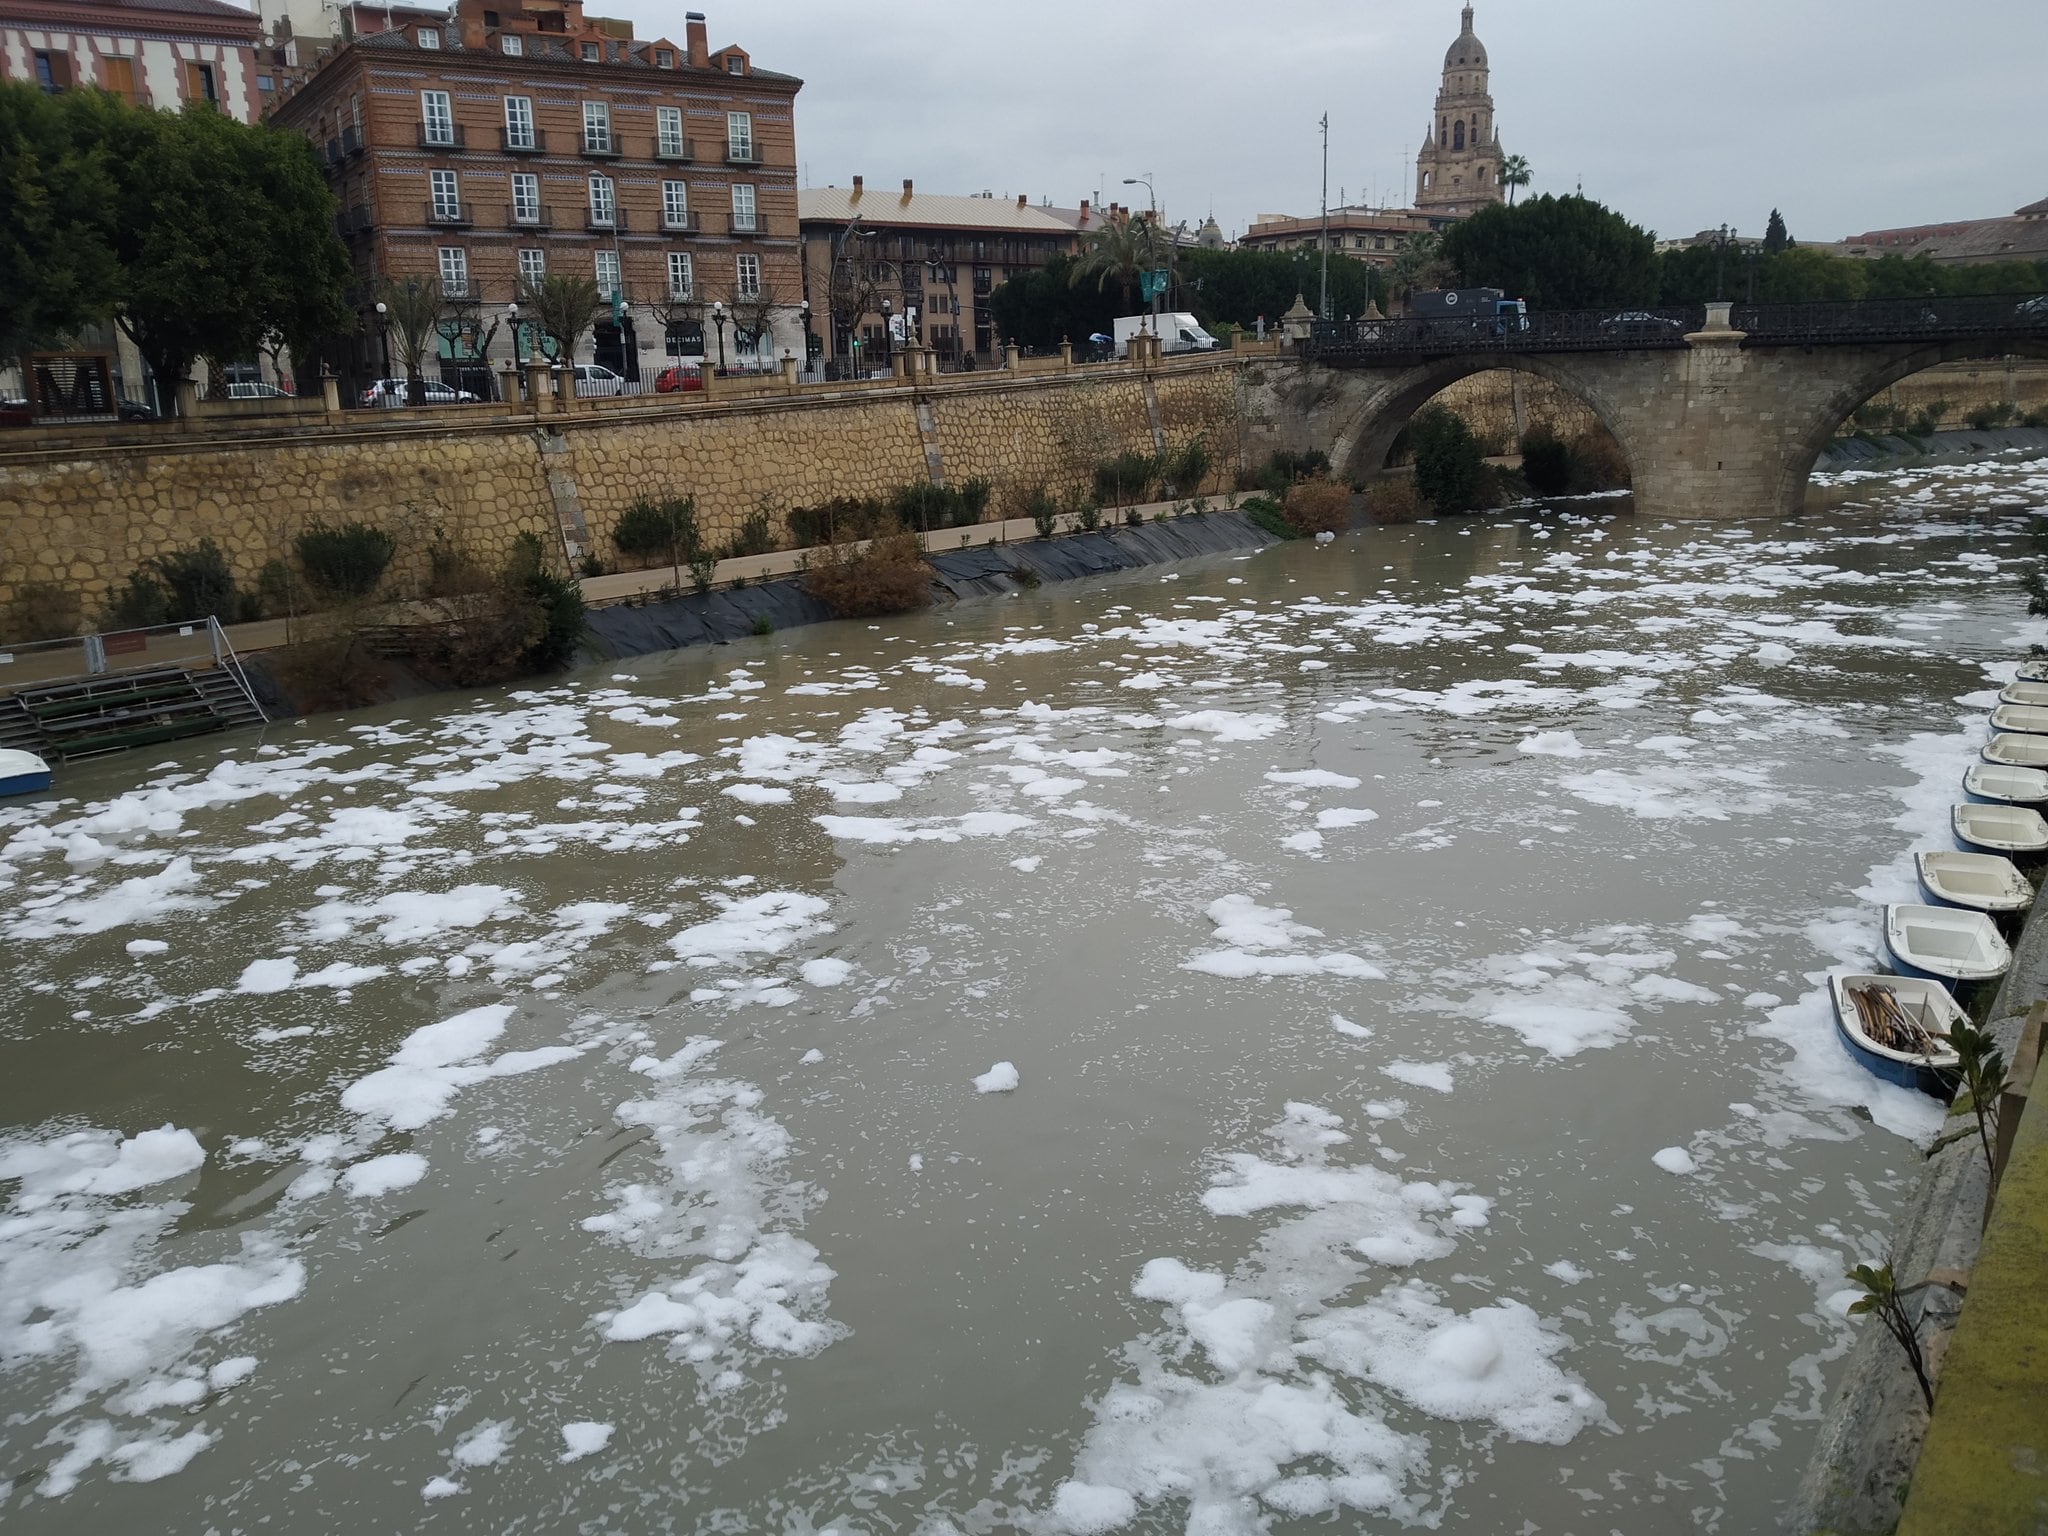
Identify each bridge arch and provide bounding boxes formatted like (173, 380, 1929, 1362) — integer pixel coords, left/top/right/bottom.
(1326, 353, 1641, 488)
(1776, 337, 2048, 515)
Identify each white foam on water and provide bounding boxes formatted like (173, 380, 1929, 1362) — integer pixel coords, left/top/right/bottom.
(558, 1420, 614, 1462)
(973, 1061, 1020, 1094)
(339, 1005, 585, 1132)
(1183, 895, 1385, 981)
(338, 1153, 428, 1199)
(1652, 1146, 1698, 1175)
(1380, 1061, 1455, 1094)
(584, 1039, 842, 1387)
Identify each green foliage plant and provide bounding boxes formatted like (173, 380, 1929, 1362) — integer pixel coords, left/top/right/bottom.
(150, 538, 237, 622)
(1846, 1260, 1934, 1411)
(1519, 429, 1574, 495)
(1409, 407, 1488, 513)
(1239, 495, 1298, 541)
(1, 580, 82, 640)
(296, 520, 396, 599)
(1027, 487, 1060, 540)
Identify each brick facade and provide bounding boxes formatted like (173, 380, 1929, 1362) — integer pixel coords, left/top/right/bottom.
(0, 0, 262, 122)
(269, 1, 804, 387)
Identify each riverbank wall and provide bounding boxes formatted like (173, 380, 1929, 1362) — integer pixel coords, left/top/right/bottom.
(1790, 858, 2048, 1532)
(0, 353, 1247, 616)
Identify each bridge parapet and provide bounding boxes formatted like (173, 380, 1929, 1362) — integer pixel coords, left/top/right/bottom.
(1305, 293, 2048, 366)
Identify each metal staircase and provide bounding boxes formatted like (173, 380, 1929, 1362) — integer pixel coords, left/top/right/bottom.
(4, 661, 266, 763)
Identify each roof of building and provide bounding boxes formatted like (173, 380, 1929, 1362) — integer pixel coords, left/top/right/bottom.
(799, 187, 1075, 234)
(351, 25, 796, 80)
(35, 0, 263, 21)
(1446, 3, 1486, 68)
(1833, 201, 2048, 263)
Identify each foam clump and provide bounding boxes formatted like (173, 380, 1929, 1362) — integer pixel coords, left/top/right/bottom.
(973, 1061, 1021, 1094)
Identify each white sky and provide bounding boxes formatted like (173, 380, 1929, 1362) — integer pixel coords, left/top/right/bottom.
(303, 0, 2048, 242)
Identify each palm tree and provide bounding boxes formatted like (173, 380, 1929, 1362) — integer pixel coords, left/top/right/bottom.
(375, 276, 446, 407)
(1070, 211, 1175, 315)
(1501, 155, 1533, 207)
(1388, 232, 1443, 302)
(517, 273, 605, 386)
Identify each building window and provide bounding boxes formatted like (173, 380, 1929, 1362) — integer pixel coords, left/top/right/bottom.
(422, 90, 454, 145)
(655, 48, 673, 68)
(730, 183, 755, 233)
(726, 55, 744, 74)
(662, 180, 689, 227)
(256, 74, 275, 93)
(102, 55, 138, 103)
(518, 248, 546, 288)
(430, 168, 461, 219)
(501, 33, 523, 56)
(972, 265, 992, 296)
(439, 246, 469, 298)
(668, 251, 693, 300)
(588, 174, 615, 225)
(595, 249, 621, 298)
(736, 253, 760, 299)
(582, 101, 611, 153)
(512, 172, 540, 223)
(417, 26, 440, 48)
(582, 41, 601, 62)
(503, 95, 534, 149)
(656, 106, 684, 157)
(1452, 121, 1465, 150)
(726, 111, 752, 159)
(184, 61, 218, 106)
(32, 51, 60, 91)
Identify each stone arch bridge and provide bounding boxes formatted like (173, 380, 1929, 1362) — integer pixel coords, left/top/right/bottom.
(1282, 295, 2048, 518)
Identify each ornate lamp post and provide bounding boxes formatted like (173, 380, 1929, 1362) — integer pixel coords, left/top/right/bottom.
(881, 296, 894, 371)
(373, 299, 391, 379)
(711, 300, 727, 373)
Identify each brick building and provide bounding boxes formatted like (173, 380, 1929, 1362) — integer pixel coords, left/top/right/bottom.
(800, 180, 1092, 372)
(269, 0, 803, 389)
(1237, 206, 1443, 267)
(0, 0, 263, 121)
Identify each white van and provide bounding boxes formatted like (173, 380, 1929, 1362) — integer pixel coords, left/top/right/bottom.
(1113, 313, 1220, 358)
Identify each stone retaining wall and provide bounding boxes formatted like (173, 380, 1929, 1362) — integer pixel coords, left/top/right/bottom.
(0, 360, 1240, 620)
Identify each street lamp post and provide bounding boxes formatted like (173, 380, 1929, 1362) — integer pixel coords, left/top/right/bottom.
(711, 300, 727, 373)
(506, 300, 521, 401)
(373, 300, 391, 380)
(881, 296, 894, 372)
(1124, 173, 1158, 331)
(798, 299, 811, 375)
(1713, 222, 1732, 302)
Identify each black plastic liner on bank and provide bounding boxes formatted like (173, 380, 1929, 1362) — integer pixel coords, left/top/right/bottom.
(581, 508, 1282, 663)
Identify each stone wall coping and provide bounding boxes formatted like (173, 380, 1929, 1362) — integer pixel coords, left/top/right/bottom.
(0, 353, 1248, 469)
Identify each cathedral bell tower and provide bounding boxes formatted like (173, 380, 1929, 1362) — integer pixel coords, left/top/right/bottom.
(1414, 5, 1506, 216)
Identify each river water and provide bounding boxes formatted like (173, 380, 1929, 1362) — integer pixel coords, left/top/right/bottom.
(4, 455, 2047, 1535)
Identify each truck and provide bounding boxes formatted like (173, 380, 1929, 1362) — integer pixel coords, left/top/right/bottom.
(1407, 287, 1529, 335)
(1113, 313, 1220, 359)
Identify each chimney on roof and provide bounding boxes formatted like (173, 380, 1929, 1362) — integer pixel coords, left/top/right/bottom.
(851, 175, 863, 198)
(1079, 199, 1090, 223)
(1017, 194, 1027, 209)
(902, 178, 914, 202)
(459, 13, 485, 48)
(685, 11, 708, 67)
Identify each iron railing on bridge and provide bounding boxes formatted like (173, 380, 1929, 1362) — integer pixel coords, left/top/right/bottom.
(1304, 306, 1704, 364)
(1731, 293, 2048, 346)
(1304, 293, 2048, 364)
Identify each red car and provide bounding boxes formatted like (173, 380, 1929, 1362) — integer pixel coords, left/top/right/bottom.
(654, 364, 704, 393)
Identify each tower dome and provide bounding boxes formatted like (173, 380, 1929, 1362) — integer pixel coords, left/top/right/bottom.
(1444, 5, 1486, 69)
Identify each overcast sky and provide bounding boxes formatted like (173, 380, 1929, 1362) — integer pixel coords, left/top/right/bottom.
(318, 0, 2045, 241)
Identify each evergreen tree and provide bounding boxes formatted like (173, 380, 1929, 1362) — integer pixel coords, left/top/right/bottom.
(1763, 209, 1793, 255)
(1437, 194, 1658, 310)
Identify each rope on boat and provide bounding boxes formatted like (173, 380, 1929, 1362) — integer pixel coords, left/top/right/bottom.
(1846, 982, 1946, 1058)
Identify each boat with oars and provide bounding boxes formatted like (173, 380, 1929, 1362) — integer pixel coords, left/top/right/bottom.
(1829, 973, 1964, 1095)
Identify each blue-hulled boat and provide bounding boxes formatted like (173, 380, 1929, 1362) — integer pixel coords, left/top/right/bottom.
(1953, 802, 2048, 857)
(1917, 850, 2035, 914)
(1964, 761, 2048, 805)
(0, 749, 51, 797)
(1882, 903, 2011, 991)
(1829, 973, 1965, 1096)
(1984, 732, 2048, 769)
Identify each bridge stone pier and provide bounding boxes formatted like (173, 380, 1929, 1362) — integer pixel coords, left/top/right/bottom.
(1291, 296, 2048, 519)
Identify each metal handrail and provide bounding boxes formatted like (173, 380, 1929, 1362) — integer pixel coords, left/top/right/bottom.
(1732, 293, 2048, 346)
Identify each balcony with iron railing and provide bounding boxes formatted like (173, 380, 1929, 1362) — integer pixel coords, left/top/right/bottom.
(418, 122, 466, 151)
(655, 136, 696, 163)
(340, 123, 364, 157)
(586, 206, 629, 233)
(724, 139, 758, 165)
(426, 200, 475, 227)
(661, 209, 700, 234)
(500, 126, 547, 155)
(729, 214, 758, 235)
(335, 203, 373, 238)
(507, 204, 556, 232)
(580, 133, 621, 160)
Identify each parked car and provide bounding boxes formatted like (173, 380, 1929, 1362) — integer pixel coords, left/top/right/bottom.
(359, 378, 480, 408)
(569, 362, 629, 397)
(225, 381, 294, 400)
(654, 364, 704, 393)
(0, 397, 31, 428)
(2017, 296, 2048, 321)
